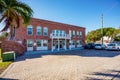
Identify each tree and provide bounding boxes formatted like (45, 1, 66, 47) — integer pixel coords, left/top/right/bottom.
(0, 0, 33, 40)
(86, 27, 118, 43)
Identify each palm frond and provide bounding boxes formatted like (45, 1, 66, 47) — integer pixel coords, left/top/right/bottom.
(12, 1, 33, 16)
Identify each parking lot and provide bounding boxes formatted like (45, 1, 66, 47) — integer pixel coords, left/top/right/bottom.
(0, 49, 120, 80)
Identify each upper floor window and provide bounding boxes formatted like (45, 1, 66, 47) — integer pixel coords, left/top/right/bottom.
(36, 26, 41, 36)
(52, 30, 66, 36)
(80, 31, 82, 37)
(27, 25, 32, 35)
(72, 30, 75, 36)
(77, 31, 79, 36)
(69, 30, 71, 35)
(44, 27, 48, 36)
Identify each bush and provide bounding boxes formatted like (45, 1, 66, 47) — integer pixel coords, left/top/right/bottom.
(2, 51, 15, 62)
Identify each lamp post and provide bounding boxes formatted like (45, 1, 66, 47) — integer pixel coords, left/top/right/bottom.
(101, 14, 103, 45)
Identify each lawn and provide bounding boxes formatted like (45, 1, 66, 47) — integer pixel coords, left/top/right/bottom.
(0, 62, 12, 74)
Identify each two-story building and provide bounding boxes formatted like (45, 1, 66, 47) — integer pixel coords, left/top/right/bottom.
(15, 18, 85, 51)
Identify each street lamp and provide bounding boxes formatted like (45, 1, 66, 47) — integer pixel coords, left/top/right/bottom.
(101, 14, 103, 45)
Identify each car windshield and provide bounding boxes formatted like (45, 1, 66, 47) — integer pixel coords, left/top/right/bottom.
(108, 44, 115, 46)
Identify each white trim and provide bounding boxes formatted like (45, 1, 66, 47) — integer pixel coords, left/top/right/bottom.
(69, 45, 75, 49)
(27, 40, 33, 51)
(58, 38, 60, 51)
(27, 25, 33, 36)
(36, 26, 41, 36)
(37, 47, 48, 50)
(36, 40, 48, 50)
(43, 27, 48, 36)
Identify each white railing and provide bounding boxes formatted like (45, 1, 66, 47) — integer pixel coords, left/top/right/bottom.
(50, 33, 71, 39)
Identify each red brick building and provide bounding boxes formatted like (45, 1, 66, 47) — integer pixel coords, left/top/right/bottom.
(15, 18, 85, 51)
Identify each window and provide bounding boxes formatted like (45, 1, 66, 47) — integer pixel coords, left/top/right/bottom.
(77, 40, 79, 45)
(77, 31, 79, 36)
(72, 30, 75, 36)
(69, 30, 71, 36)
(72, 40, 75, 45)
(52, 30, 55, 36)
(80, 31, 82, 37)
(44, 27, 48, 36)
(27, 25, 32, 35)
(60, 30, 62, 36)
(36, 40, 42, 47)
(36, 26, 41, 35)
(69, 40, 75, 45)
(43, 40, 48, 46)
(27, 40, 33, 47)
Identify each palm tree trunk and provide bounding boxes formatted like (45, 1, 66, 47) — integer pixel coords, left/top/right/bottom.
(9, 27, 15, 40)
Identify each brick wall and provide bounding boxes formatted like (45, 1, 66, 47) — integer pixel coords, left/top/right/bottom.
(15, 18, 86, 50)
(1, 40, 26, 56)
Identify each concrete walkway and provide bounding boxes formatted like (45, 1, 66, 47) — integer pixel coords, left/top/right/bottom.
(0, 49, 120, 80)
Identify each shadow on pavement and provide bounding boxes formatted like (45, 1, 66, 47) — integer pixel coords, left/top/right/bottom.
(16, 49, 120, 62)
(86, 70, 120, 80)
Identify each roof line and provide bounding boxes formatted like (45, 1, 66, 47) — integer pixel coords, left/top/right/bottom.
(31, 17, 85, 29)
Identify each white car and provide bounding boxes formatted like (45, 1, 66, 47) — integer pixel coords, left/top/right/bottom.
(106, 43, 120, 50)
(94, 44, 106, 49)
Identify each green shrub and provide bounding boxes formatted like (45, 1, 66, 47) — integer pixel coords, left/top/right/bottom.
(2, 51, 15, 62)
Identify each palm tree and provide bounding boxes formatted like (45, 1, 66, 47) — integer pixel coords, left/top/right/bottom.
(0, 0, 33, 40)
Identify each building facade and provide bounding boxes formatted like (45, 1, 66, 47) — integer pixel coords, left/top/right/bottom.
(15, 18, 85, 51)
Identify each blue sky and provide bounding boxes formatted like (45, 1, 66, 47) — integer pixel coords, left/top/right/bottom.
(4, 0, 120, 34)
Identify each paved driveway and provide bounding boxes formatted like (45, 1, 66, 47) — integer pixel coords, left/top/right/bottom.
(0, 49, 120, 80)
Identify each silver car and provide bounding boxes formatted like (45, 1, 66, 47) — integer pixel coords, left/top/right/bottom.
(94, 44, 106, 49)
(106, 43, 120, 50)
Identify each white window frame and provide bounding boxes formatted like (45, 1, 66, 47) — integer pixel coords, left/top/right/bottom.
(36, 40, 42, 47)
(44, 27, 48, 36)
(73, 30, 75, 36)
(36, 26, 41, 36)
(80, 31, 82, 37)
(27, 25, 33, 35)
(77, 31, 79, 36)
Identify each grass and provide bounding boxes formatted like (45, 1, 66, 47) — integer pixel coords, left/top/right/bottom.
(0, 62, 12, 74)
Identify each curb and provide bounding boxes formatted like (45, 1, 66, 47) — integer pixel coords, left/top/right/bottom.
(0, 62, 14, 78)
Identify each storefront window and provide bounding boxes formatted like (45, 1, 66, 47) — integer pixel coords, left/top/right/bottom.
(36, 40, 42, 47)
(27, 40, 33, 47)
(43, 40, 48, 46)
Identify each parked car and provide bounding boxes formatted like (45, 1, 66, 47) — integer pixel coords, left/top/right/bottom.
(84, 43, 95, 49)
(106, 43, 120, 51)
(94, 44, 106, 49)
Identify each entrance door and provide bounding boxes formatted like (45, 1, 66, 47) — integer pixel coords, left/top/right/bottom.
(60, 40, 63, 49)
(27, 40, 33, 51)
(54, 40, 64, 49)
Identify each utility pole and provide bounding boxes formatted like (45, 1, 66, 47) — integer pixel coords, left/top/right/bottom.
(101, 14, 103, 45)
